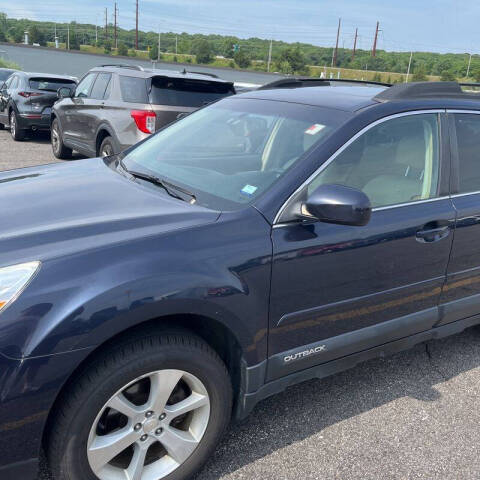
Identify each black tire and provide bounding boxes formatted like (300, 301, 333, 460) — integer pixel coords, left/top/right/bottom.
(9, 110, 25, 141)
(0, 122, 5, 130)
(99, 136, 115, 157)
(51, 119, 73, 159)
(48, 331, 232, 480)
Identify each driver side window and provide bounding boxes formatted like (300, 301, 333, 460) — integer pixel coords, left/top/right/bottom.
(75, 73, 97, 98)
(308, 113, 440, 208)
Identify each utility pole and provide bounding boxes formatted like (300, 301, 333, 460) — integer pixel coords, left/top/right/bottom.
(135, 0, 139, 50)
(95, 22, 98, 45)
(157, 30, 161, 61)
(175, 35, 178, 55)
(352, 28, 358, 60)
(467, 53, 473, 78)
(333, 18, 341, 67)
(267, 38, 273, 72)
(114, 2, 118, 49)
(67, 25, 70, 50)
(105, 7, 108, 42)
(406, 51, 413, 82)
(372, 21, 379, 57)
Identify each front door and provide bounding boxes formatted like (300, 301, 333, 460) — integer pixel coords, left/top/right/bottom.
(268, 111, 455, 381)
(62, 72, 97, 150)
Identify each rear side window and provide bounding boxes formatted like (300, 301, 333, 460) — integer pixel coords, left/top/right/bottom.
(150, 77, 234, 107)
(119, 76, 148, 103)
(90, 73, 112, 100)
(29, 78, 76, 92)
(454, 114, 480, 194)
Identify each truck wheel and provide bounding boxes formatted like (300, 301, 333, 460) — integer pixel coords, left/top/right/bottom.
(9, 110, 25, 141)
(48, 331, 232, 480)
(51, 119, 73, 159)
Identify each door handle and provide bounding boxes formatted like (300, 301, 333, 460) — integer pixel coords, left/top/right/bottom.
(416, 224, 450, 243)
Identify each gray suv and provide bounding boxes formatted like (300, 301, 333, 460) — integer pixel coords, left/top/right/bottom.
(51, 65, 235, 159)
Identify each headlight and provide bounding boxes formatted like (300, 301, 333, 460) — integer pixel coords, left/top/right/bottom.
(0, 261, 41, 314)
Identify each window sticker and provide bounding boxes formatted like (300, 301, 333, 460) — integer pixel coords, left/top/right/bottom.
(305, 124, 326, 135)
(241, 184, 258, 195)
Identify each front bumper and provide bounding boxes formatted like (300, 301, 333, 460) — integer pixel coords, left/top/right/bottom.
(0, 348, 93, 479)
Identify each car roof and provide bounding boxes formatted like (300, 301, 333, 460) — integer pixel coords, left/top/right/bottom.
(19, 71, 77, 81)
(91, 65, 233, 85)
(235, 85, 387, 112)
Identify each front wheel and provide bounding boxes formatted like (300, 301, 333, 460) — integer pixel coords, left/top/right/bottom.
(9, 110, 25, 141)
(51, 119, 73, 159)
(48, 332, 232, 480)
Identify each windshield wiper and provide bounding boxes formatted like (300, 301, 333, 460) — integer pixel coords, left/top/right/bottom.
(119, 160, 196, 204)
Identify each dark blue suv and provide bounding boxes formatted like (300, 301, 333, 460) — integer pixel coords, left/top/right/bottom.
(2, 79, 480, 480)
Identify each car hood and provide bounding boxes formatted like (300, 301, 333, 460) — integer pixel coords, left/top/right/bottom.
(0, 158, 220, 265)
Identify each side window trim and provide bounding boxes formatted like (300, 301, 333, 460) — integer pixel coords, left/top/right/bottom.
(274, 109, 446, 225)
(446, 109, 480, 198)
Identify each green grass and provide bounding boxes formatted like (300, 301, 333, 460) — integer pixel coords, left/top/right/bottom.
(0, 58, 20, 70)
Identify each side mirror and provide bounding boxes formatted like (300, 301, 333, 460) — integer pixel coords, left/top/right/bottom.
(301, 184, 371, 226)
(57, 86, 74, 99)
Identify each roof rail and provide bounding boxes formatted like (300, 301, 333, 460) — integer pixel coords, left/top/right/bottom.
(100, 64, 145, 71)
(258, 77, 392, 90)
(374, 81, 480, 102)
(180, 69, 219, 79)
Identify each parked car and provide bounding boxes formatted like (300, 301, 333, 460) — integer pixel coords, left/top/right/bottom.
(0, 67, 16, 87)
(51, 64, 236, 159)
(3, 80, 480, 480)
(0, 71, 77, 140)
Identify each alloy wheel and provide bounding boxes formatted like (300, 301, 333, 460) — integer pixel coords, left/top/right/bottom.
(87, 369, 210, 480)
(51, 125, 60, 154)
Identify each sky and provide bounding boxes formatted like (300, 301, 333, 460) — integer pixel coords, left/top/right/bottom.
(0, 0, 477, 54)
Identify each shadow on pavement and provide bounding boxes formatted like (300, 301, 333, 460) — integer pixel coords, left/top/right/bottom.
(196, 327, 480, 479)
(23, 130, 85, 159)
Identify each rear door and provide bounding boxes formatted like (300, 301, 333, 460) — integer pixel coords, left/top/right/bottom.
(85, 72, 112, 154)
(439, 111, 480, 325)
(149, 76, 234, 129)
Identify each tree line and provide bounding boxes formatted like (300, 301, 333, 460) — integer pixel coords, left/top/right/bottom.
(1, 13, 480, 81)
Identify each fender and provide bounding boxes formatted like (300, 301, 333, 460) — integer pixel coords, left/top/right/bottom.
(0, 208, 272, 367)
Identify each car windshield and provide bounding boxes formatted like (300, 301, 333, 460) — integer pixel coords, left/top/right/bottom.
(122, 97, 349, 210)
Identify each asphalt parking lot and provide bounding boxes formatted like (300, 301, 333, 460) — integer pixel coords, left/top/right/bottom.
(0, 129, 84, 171)
(3, 132, 480, 480)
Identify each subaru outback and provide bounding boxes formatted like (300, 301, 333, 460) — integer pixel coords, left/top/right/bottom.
(2, 80, 480, 480)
